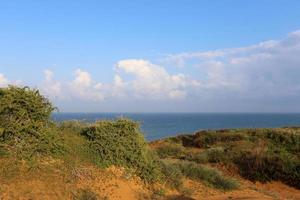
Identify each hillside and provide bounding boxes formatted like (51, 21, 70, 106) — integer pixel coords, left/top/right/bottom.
(0, 86, 300, 200)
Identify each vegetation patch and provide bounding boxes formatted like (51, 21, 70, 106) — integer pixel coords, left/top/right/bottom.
(160, 128, 300, 189)
(0, 86, 64, 159)
(175, 161, 239, 191)
(80, 119, 161, 182)
(235, 148, 300, 188)
(156, 142, 186, 159)
(160, 160, 183, 189)
(185, 147, 226, 164)
(193, 130, 247, 148)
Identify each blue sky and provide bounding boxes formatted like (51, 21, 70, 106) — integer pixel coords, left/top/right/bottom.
(1, 0, 300, 112)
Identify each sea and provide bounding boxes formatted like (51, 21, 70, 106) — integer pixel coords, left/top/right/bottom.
(52, 113, 300, 141)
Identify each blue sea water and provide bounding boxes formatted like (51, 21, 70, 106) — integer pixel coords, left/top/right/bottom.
(52, 113, 300, 141)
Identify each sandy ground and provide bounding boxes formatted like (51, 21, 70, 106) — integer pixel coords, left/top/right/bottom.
(0, 155, 299, 200)
(1, 166, 300, 200)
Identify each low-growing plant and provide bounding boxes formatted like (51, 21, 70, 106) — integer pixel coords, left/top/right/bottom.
(186, 147, 226, 164)
(176, 161, 239, 190)
(166, 134, 195, 147)
(156, 143, 186, 159)
(73, 188, 100, 200)
(235, 148, 300, 188)
(248, 128, 300, 154)
(185, 152, 209, 164)
(160, 160, 183, 189)
(151, 188, 167, 199)
(193, 130, 246, 148)
(205, 147, 226, 163)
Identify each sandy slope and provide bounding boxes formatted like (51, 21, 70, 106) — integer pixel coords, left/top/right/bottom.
(1, 164, 299, 200)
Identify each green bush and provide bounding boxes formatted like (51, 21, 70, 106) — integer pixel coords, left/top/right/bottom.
(235, 149, 300, 188)
(248, 129, 300, 154)
(0, 86, 55, 140)
(176, 161, 239, 190)
(0, 86, 64, 158)
(80, 119, 161, 182)
(193, 130, 246, 148)
(156, 143, 186, 159)
(186, 147, 226, 164)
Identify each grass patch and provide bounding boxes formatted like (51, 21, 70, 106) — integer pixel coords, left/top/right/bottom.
(177, 161, 239, 191)
(186, 147, 226, 164)
(156, 142, 186, 159)
(160, 160, 183, 189)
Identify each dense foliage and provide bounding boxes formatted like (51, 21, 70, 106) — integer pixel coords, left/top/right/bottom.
(80, 119, 161, 182)
(156, 128, 300, 189)
(0, 86, 63, 158)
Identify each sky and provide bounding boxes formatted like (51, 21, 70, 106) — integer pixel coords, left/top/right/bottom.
(1, 0, 300, 112)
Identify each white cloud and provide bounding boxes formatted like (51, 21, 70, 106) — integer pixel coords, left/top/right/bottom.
(72, 69, 92, 88)
(41, 70, 62, 99)
(44, 60, 198, 102)
(115, 59, 198, 99)
(44, 69, 54, 82)
(69, 69, 105, 101)
(0, 73, 9, 87)
(165, 29, 300, 100)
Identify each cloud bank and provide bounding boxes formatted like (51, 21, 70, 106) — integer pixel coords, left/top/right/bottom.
(40, 59, 199, 102)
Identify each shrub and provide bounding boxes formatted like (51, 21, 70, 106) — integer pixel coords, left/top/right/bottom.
(185, 152, 209, 164)
(174, 135, 195, 147)
(235, 149, 300, 188)
(59, 120, 88, 134)
(0, 86, 55, 140)
(156, 143, 186, 159)
(73, 188, 100, 200)
(160, 160, 183, 189)
(248, 129, 300, 154)
(176, 161, 239, 190)
(0, 86, 64, 158)
(187, 147, 226, 164)
(193, 130, 246, 148)
(80, 119, 161, 182)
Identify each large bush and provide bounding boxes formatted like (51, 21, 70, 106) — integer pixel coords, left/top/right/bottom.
(80, 119, 161, 182)
(0, 86, 62, 157)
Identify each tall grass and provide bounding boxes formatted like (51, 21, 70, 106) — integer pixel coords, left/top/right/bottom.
(176, 161, 239, 190)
